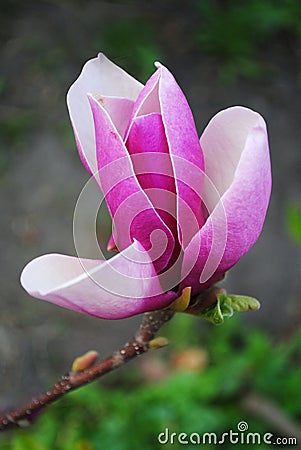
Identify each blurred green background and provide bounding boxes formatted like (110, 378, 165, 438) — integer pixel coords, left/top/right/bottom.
(0, 0, 301, 448)
(2, 315, 301, 449)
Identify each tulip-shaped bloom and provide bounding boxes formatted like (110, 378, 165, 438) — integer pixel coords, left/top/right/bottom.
(21, 54, 271, 319)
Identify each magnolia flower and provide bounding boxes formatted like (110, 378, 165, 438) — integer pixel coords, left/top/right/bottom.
(21, 54, 271, 319)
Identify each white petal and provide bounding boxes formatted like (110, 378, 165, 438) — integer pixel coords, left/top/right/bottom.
(67, 53, 143, 176)
(20, 241, 176, 319)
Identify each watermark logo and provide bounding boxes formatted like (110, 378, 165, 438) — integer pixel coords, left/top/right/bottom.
(157, 421, 298, 446)
(237, 421, 248, 432)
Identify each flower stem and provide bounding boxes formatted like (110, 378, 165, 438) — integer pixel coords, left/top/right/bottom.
(0, 309, 174, 432)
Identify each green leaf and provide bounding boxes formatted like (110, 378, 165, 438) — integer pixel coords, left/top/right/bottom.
(198, 293, 260, 325)
(220, 294, 261, 312)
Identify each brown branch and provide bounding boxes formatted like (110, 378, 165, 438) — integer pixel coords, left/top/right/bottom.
(0, 309, 174, 432)
(0, 285, 221, 432)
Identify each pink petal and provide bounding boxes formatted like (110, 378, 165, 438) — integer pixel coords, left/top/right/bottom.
(93, 95, 136, 139)
(180, 107, 272, 294)
(88, 95, 175, 273)
(126, 113, 176, 233)
(124, 69, 161, 140)
(126, 64, 205, 248)
(67, 53, 143, 179)
(20, 241, 177, 320)
(157, 63, 205, 248)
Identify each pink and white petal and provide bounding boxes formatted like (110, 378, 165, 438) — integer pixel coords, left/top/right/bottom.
(93, 95, 136, 139)
(20, 242, 177, 320)
(157, 63, 205, 247)
(67, 53, 143, 178)
(126, 113, 176, 231)
(180, 107, 272, 294)
(124, 68, 161, 141)
(88, 95, 175, 272)
(201, 106, 268, 205)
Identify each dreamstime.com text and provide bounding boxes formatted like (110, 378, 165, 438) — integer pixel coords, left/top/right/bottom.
(157, 422, 298, 446)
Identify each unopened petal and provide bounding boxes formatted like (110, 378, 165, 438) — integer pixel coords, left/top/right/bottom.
(88, 95, 175, 273)
(127, 113, 176, 232)
(124, 68, 161, 140)
(157, 63, 205, 248)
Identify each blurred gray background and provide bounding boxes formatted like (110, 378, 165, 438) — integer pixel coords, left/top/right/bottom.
(0, 0, 300, 409)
